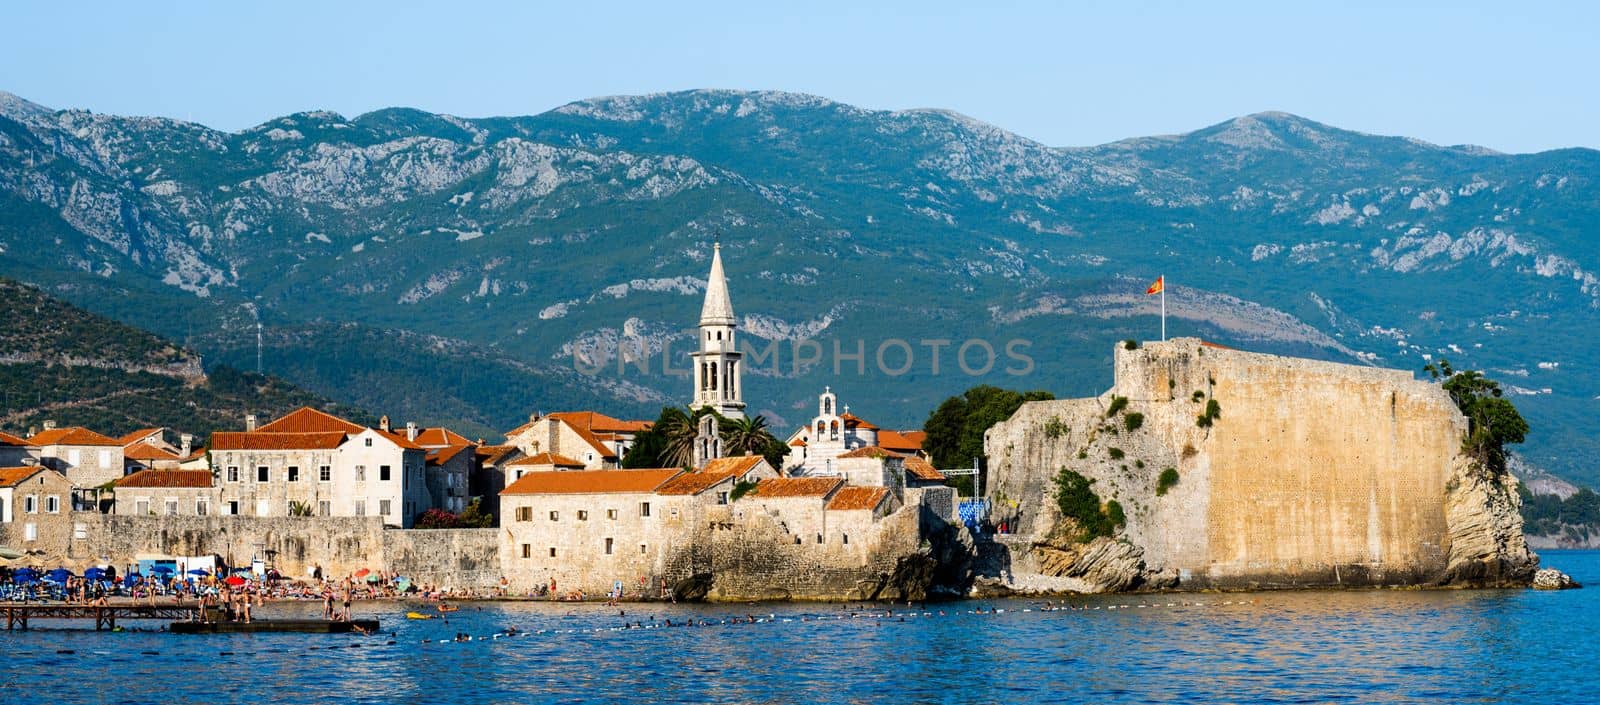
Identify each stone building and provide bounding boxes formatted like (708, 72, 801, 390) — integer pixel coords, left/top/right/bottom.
(27, 424, 125, 496)
(499, 468, 684, 594)
(782, 388, 927, 476)
(0, 465, 73, 548)
(0, 431, 35, 467)
(119, 428, 200, 473)
(112, 469, 217, 517)
(503, 411, 651, 469)
(690, 242, 745, 421)
(471, 444, 521, 520)
(209, 407, 451, 528)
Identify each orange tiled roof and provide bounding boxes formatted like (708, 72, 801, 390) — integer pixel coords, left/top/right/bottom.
(211, 431, 347, 451)
(877, 429, 926, 453)
(840, 412, 879, 430)
(27, 427, 121, 447)
(475, 445, 518, 465)
(0, 431, 30, 447)
(115, 469, 214, 489)
(752, 477, 842, 498)
(117, 428, 164, 446)
(413, 427, 472, 447)
(789, 438, 806, 447)
(0, 466, 48, 487)
(254, 407, 365, 434)
(373, 429, 426, 451)
(547, 412, 626, 459)
(501, 468, 681, 495)
(655, 469, 738, 496)
(700, 455, 765, 476)
(826, 486, 889, 511)
(505, 452, 586, 468)
(837, 446, 906, 460)
(903, 456, 947, 482)
(426, 444, 473, 466)
(123, 441, 181, 462)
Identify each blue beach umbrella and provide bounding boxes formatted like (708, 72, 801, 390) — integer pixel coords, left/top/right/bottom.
(123, 572, 142, 588)
(150, 565, 174, 575)
(84, 567, 106, 580)
(47, 568, 72, 583)
(14, 568, 38, 584)
(188, 569, 211, 577)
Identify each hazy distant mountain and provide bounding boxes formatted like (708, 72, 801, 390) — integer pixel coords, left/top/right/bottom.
(2, 89, 1597, 485)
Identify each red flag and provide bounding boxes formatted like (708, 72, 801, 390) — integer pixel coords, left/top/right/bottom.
(1145, 276, 1164, 295)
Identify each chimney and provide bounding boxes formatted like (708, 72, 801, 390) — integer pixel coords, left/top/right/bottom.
(21, 457, 38, 466)
(245, 414, 258, 432)
(405, 422, 417, 442)
(180, 433, 193, 456)
(28, 425, 38, 436)
(43, 420, 58, 431)
(379, 415, 391, 433)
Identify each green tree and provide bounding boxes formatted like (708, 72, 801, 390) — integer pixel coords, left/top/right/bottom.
(922, 385, 1054, 494)
(1424, 359, 1529, 475)
(622, 406, 697, 468)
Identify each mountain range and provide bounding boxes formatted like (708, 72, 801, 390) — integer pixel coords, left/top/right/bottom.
(1, 88, 1596, 486)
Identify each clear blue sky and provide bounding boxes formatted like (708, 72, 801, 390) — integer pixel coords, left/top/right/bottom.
(3, 1, 1595, 153)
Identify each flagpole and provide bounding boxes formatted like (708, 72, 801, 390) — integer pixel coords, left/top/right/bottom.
(1160, 275, 1166, 341)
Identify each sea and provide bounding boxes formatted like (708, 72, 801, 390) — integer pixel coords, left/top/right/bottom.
(3, 550, 1595, 704)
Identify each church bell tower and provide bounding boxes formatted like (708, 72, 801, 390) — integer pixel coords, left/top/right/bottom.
(690, 242, 745, 419)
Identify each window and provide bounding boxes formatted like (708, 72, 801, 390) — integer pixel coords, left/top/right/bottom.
(319, 465, 331, 482)
(318, 501, 330, 517)
(24, 523, 36, 542)
(607, 509, 618, 520)
(605, 538, 614, 555)
(355, 465, 366, 481)
(640, 544, 647, 554)
(549, 510, 559, 521)
(164, 499, 178, 516)
(548, 547, 557, 558)
(842, 534, 849, 545)
(196, 499, 209, 516)
(256, 466, 269, 482)
(364, 438, 372, 447)
(227, 466, 239, 482)
(521, 544, 531, 559)
(24, 496, 36, 514)
(380, 465, 392, 481)
(288, 466, 300, 482)
(717, 491, 729, 505)
(640, 502, 651, 517)
(45, 496, 59, 514)
(354, 500, 366, 516)
(816, 533, 823, 544)
(379, 500, 392, 516)
(134, 499, 149, 516)
(516, 507, 532, 522)
(577, 510, 588, 521)
(227, 501, 239, 515)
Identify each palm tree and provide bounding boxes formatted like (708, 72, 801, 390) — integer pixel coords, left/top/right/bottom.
(653, 407, 698, 468)
(720, 415, 778, 458)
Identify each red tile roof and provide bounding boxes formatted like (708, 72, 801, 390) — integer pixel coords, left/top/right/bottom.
(505, 452, 586, 468)
(254, 407, 365, 434)
(115, 469, 214, 489)
(789, 438, 807, 447)
(655, 469, 738, 496)
(0, 431, 29, 447)
(475, 445, 518, 465)
(123, 441, 181, 462)
(699, 455, 765, 476)
(826, 486, 889, 511)
(903, 456, 947, 482)
(426, 444, 473, 466)
(877, 429, 926, 453)
(752, 477, 842, 498)
(0, 466, 49, 487)
(373, 430, 426, 451)
(118, 428, 165, 446)
(837, 446, 906, 460)
(501, 469, 682, 495)
(211, 431, 347, 451)
(27, 427, 121, 447)
(840, 412, 879, 430)
(412, 427, 472, 447)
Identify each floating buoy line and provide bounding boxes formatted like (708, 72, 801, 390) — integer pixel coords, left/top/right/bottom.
(8, 599, 1261, 659)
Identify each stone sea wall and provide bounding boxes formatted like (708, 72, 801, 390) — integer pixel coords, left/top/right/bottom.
(983, 338, 1537, 592)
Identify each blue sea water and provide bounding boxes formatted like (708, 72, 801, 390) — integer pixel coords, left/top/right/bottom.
(3, 550, 1596, 704)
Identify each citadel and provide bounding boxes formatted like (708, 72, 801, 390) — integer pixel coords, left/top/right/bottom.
(0, 243, 1539, 598)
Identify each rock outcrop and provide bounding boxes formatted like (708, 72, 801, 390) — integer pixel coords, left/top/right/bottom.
(1531, 568, 1581, 590)
(983, 338, 1539, 593)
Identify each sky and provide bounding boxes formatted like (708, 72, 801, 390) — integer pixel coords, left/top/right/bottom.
(2, 1, 1596, 153)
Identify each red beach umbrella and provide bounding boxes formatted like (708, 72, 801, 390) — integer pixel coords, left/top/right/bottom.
(353, 568, 371, 578)
(224, 575, 247, 587)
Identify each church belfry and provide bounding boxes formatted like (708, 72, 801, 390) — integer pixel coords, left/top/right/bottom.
(690, 242, 745, 419)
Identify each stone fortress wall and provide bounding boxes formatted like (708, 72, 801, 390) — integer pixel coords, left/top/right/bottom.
(983, 338, 1536, 591)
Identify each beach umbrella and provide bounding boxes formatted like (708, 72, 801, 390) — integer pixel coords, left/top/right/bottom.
(150, 565, 174, 575)
(84, 567, 106, 580)
(14, 568, 38, 584)
(353, 568, 371, 578)
(224, 575, 246, 587)
(187, 568, 211, 577)
(123, 573, 141, 588)
(47, 568, 72, 583)
(365, 574, 382, 583)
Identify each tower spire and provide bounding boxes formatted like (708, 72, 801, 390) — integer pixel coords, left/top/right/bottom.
(700, 242, 736, 326)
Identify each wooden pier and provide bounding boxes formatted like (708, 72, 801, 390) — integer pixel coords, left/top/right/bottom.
(1, 603, 193, 631)
(170, 618, 380, 634)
